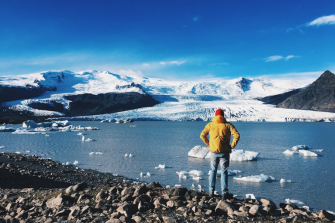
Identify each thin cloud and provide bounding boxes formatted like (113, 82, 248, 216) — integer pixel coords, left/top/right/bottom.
(159, 60, 186, 66)
(265, 55, 298, 62)
(193, 16, 199, 22)
(142, 63, 151, 67)
(265, 55, 283, 62)
(308, 14, 335, 26)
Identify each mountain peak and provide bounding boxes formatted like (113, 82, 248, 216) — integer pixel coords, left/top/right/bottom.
(277, 70, 335, 112)
(319, 70, 335, 79)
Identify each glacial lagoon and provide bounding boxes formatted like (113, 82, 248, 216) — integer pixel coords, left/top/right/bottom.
(0, 121, 334, 212)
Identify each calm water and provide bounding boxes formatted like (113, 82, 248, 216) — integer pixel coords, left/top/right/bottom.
(1, 121, 334, 211)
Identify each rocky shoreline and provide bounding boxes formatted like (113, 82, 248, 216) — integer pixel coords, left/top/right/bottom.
(0, 152, 334, 223)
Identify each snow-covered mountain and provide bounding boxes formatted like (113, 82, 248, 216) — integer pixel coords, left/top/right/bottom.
(1, 70, 335, 122)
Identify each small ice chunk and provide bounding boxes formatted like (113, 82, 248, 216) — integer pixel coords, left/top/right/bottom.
(145, 172, 151, 177)
(192, 176, 202, 181)
(15, 152, 21, 154)
(175, 184, 182, 187)
(155, 164, 165, 169)
(140, 172, 143, 177)
(124, 153, 128, 157)
(65, 162, 70, 165)
(299, 150, 318, 157)
(188, 170, 204, 176)
(89, 152, 103, 155)
(26, 150, 30, 153)
(73, 160, 79, 165)
(292, 145, 309, 151)
(0, 146, 5, 149)
(176, 171, 188, 179)
(283, 150, 295, 155)
(246, 194, 256, 199)
(234, 174, 275, 183)
(176, 171, 188, 175)
(166, 185, 171, 188)
(285, 198, 306, 207)
(280, 179, 292, 183)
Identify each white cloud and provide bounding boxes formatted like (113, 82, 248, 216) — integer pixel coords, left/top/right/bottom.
(159, 60, 186, 66)
(265, 55, 283, 62)
(265, 55, 298, 62)
(142, 63, 151, 67)
(284, 55, 297, 60)
(308, 15, 335, 26)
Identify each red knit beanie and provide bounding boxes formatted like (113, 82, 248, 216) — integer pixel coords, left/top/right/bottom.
(215, 109, 224, 116)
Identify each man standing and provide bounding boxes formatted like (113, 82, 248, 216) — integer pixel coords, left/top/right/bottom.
(200, 108, 240, 199)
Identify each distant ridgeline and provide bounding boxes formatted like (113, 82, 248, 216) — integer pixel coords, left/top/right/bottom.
(0, 72, 159, 119)
(259, 70, 335, 113)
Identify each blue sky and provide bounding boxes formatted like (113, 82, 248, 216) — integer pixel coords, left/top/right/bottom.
(0, 0, 334, 80)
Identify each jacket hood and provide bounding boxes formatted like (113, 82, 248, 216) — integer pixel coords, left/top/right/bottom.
(212, 115, 226, 123)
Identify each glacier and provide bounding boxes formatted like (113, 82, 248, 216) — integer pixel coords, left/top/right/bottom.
(1, 70, 335, 122)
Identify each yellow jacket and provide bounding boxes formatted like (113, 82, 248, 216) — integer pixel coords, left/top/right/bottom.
(200, 115, 240, 153)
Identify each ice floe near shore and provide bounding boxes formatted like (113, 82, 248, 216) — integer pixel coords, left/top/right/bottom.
(234, 174, 275, 183)
(188, 146, 259, 161)
(284, 145, 319, 157)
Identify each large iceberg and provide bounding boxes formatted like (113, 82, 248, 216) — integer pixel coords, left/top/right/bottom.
(188, 146, 259, 161)
(234, 174, 275, 183)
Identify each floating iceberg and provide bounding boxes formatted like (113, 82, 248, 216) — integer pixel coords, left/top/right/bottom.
(12, 128, 42, 134)
(234, 174, 275, 183)
(230, 150, 259, 161)
(188, 146, 259, 161)
(189, 170, 204, 177)
(176, 170, 204, 180)
(89, 152, 103, 155)
(155, 164, 166, 169)
(292, 145, 309, 151)
(188, 145, 209, 158)
(0, 126, 15, 132)
(283, 150, 295, 155)
(299, 150, 318, 157)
